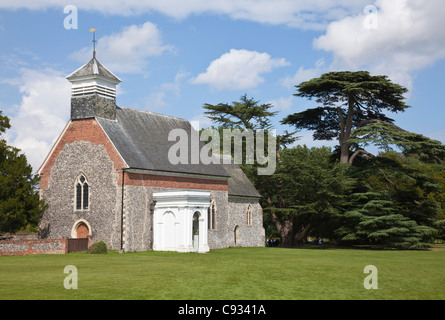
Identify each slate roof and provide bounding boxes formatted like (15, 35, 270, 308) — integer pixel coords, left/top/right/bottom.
(97, 107, 229, 177)
(96, 107, 261, 198)
(222, 162, 262, 198)
(67, 56, 121, 83)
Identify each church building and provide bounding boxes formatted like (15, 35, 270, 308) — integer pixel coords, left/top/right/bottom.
(37, 53, 265, 252)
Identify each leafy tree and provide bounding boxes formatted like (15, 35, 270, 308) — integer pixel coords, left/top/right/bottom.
(203, 94, 278, 130)
(281, 71, 410, 164)
(261, 146, 353, 246)
(427, 164, 445, 238)
(0, 111, 9, 134)
(203, 94, 298, 154)
(0, 110, 46, 233)
(349, 120, 445, 164)
(202, 94, 300, 184)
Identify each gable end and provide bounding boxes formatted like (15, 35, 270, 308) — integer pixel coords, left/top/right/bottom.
(38, 118, 127, 190)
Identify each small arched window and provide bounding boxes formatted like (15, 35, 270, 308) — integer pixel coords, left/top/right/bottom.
(75, 174, 89, 210)
(246, 204, 253, 226)
(208, 199, 217, 230)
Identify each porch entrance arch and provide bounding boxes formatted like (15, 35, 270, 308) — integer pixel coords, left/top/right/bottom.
(193, 212, 200, 251)
(162, 211, 177, 250)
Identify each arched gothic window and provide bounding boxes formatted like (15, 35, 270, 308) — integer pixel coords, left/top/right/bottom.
(208, 199, 217, 230)
(246, 204, 253, 226)
(75, 174, 89, 210)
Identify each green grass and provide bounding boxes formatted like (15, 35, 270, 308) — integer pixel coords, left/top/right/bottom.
(0, 247, 444, 300)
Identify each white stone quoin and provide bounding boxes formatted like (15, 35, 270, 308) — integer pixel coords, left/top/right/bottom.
(152, 191, 211, 253)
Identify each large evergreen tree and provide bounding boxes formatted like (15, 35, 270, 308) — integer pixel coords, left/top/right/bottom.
(338, 190, 435, 249)
(281, 71, 410, 164)
(337, 153, 442, 248)
(0, 110, 46, 233)
(348, 120, 445, 164)
(203, 94, 298, 152)
(203, 94, 277, 130)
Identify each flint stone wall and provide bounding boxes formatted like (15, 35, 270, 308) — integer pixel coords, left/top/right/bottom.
(0, 238, 68, 256)
(39, 140, 122, 250)
(228, 197, 265, 247)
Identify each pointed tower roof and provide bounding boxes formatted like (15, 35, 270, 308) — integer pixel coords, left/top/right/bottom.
(67, 56, 121, 83)
(67, 55, 121, 100)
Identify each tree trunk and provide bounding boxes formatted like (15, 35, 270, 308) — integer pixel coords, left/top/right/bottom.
(340, 139, 350, 164)
(349, 149, 375, 164)
(293, 223, 311, 245)
(339, 94, 355, 164)
(279, 220, 295, 247)
(270, 210, 294, 247)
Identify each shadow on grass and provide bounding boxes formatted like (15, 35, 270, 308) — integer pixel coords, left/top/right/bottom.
(279, 244, 434, 251)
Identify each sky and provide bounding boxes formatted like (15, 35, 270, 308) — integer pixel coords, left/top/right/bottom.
(0, 0, 445, 171)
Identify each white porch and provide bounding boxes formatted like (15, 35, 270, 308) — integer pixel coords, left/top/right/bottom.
(152, 190, 210, 253)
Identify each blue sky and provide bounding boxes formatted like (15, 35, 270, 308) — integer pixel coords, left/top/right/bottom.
(1, 0, 444, 170)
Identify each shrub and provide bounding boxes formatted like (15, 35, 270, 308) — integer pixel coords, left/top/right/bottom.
(88, 241, 107, 254)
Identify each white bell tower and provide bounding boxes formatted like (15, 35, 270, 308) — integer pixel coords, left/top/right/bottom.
(66, 31, 122, 121)
(67, 56, 121, 100)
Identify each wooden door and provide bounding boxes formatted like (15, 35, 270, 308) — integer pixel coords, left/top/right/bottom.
(77, 222, 89, 238)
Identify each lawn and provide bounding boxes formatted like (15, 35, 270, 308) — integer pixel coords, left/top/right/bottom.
(0, 247, 444, 300)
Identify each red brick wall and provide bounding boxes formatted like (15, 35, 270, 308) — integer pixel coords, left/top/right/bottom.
(125, 172, 228, 191)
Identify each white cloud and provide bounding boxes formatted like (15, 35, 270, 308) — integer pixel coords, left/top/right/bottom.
(296, 130, 338, 149)
(143, 68, 189, 110)
(189, 113, 214, 130)
(0, 0, 369, 30)
(191, 49, 289, 90)
(281, 58, 325, 89)
(314, 0, 445, 90)
(268, 96, 294, 113)
(4, 68, 70, 172)
(70, 22, 173, 74)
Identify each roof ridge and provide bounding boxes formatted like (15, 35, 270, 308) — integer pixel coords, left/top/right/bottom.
(118, 106, 188, 121)
(67, 56, 121, 82)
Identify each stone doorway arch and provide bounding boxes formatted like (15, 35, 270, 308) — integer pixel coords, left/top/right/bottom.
(71, 219, 92, 239)
(234, 225, 240, 245)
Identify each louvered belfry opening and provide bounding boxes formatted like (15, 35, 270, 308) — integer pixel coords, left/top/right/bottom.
(67, 55, 121, 121)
